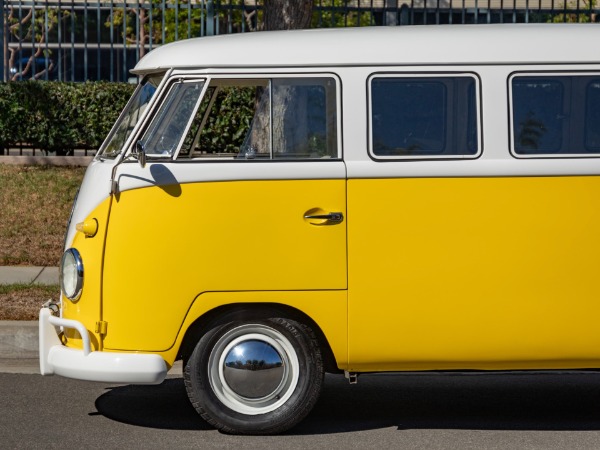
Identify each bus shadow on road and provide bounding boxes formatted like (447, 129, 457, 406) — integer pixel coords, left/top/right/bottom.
(95, 378, 211, 431)
(95, 372, 600, 434)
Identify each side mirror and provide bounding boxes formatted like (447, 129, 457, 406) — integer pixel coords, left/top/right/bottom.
(135, 140, 147, 168)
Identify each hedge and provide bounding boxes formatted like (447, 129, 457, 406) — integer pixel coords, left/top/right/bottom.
(0, 81, 260, 156)
(0, 81, 135, 155)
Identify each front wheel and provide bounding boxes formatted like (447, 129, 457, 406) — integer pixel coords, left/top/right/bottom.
(184, 316, 324, 434)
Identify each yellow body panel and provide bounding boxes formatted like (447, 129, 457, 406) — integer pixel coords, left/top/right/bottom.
(347, 176, 600, 371)
(64, 174, 600, 372)
(152, 290, 348, 368)
(102, 179, 347, 352)
(62, 197, 112, 351)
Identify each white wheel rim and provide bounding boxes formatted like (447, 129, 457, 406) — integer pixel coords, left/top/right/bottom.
(208, 324, 300, 415)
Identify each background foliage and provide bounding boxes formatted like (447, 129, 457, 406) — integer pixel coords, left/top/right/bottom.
(197, 87, 256, 154)
(0, 80, 258, 155)
(0, 81, 135, 155)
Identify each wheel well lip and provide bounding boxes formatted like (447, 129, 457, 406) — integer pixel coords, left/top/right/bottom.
(177, 302, 343, 374)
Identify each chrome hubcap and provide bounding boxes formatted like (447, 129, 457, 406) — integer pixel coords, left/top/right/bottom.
(208, 324, 299, 415)
(223, 339, 285, 399)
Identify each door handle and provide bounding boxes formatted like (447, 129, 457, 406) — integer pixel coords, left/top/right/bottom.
(304, 212, 344, 224)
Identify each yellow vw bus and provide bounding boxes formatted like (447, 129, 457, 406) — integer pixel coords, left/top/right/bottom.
(40, 24, 600, 434)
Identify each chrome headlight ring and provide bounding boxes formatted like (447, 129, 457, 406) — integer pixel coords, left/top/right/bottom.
(60, 248, 84, 302)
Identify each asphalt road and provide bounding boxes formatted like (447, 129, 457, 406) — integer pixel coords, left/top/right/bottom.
(2, 370, 600, 449)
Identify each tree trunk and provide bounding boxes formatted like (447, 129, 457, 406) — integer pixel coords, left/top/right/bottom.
(247, 86, 271, 156)
(272, 84, 308, 156)
(245, 1, 313, 157)
(139, 8, 147, 58)
(263, 0, 313, 30)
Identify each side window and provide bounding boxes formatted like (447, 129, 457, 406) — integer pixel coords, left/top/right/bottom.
(179, 83, 260, 158)
(511, 74, 600, 156)
(585, 81, 600, 151)
(512, 78, 565, 154)
(271, 79, 338, 159)
(178, 77, 338, 160)
(369, 75, 479, 158)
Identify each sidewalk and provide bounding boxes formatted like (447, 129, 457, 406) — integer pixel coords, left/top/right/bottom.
(0, 266, 59, 285)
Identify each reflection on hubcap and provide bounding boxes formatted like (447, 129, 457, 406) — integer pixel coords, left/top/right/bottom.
(209, 324, 300, 415)
(223, 339, 285, 398)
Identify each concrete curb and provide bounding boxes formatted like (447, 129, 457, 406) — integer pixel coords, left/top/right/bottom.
(0, 358, 39, 374)
(0, 321, 38, 359)
(0, 267, 57, 364)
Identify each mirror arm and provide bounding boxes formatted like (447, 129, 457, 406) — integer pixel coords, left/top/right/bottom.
(109, 141, 146, 196)
(135, 140, 147, 168)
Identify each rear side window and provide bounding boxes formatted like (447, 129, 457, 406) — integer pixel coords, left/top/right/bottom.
(369, 74, 480, 159)
(511, 74, 600, 156)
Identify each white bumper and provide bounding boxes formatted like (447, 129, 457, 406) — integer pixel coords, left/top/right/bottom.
(39, 307, 167, 384)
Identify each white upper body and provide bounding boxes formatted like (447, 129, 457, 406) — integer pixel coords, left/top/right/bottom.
(132, 24, 600, 74)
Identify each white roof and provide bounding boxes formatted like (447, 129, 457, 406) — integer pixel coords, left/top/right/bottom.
(132, 24, 600, 74)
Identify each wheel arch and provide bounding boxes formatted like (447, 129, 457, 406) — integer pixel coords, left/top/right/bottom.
(177, 302, 342, 374)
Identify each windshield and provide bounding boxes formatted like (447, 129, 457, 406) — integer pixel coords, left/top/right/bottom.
(98, 73, 164, 158)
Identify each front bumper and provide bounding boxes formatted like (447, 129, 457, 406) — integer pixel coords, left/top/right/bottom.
(39, 306, 167, 384)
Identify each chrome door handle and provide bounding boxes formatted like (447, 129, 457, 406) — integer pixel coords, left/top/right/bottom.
(304, 212, 344, 224)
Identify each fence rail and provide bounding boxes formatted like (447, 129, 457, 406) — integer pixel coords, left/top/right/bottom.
(1, 0, 598, 84)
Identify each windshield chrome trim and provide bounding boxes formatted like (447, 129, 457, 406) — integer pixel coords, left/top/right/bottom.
(96, 69, 170, 161)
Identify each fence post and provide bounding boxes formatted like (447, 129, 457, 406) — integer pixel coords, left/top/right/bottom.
(399, 4, 410, 25)
(206, 0, 215, 36)
(385, 0, 398, 26)
(0, 0, 5, 82)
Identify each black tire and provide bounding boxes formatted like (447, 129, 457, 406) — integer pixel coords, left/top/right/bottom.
(184, 315, 324, 435)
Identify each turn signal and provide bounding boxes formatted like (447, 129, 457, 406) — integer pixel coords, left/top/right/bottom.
(76, 219, 98, 237)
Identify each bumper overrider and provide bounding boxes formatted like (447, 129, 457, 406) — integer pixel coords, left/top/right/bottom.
(39, 302, 167, 384)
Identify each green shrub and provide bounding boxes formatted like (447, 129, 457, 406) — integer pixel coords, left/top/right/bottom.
(198, 86, 256, 154)
(0, 80, 258, 156)
(0, 81, 135, 155)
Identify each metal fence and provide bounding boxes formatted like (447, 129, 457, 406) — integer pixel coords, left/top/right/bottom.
(1, 0, 599, 83)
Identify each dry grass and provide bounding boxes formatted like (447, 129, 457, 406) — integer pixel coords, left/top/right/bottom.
(0, 284, 59, 320)
(0, 165, 84, 320)
(0, 165, 85, 266)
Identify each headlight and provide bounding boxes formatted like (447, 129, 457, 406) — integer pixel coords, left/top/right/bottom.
(60, 248, 83, 301)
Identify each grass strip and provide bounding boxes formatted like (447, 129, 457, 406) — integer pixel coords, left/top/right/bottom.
(0, 284, 60, 320)
(0, 165, 85, 266)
